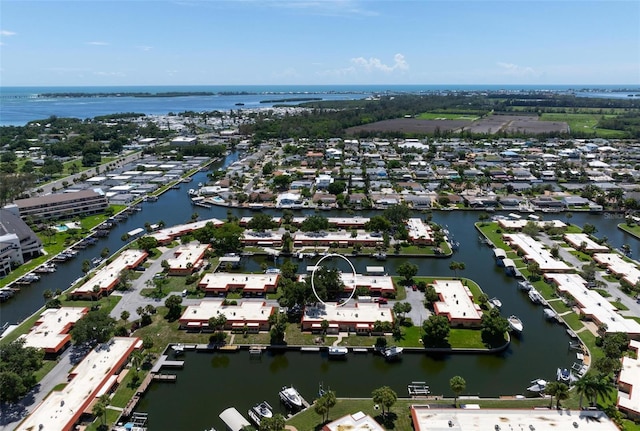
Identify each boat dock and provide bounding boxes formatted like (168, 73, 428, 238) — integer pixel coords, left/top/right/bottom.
(150, 355, 184, 373)
(301, 347, 321, 352)
(408, 381, 431, 397)
(152, 374, 177, 382)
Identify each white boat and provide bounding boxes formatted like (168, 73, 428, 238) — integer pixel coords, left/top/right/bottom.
(383, 346, 403, 360)
(279, 386, 303, 409)
(556, 367, 572, 383)
(171, 343, 185, 355)
(527, 378, 547, 392)
(489, 297, 502, 309)
(528, 288, 544, 304)
(508, 315, 524, 333)
(328, 346, 348, 357)
(248, 401, 273, 426)
(517, 281, 532, 291)
(543, 308, 558, 320)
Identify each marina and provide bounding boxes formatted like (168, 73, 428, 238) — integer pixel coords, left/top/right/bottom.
(1, 151, 638, 430)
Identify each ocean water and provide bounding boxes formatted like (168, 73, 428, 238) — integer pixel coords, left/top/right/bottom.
(0, 84, 637, 127)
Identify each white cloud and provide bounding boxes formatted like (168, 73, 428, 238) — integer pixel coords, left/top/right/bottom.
(497, 62, 539, 78)
(351, 53, 409, 73)
(94, 71, 125, 77)
(86, 41, 109, 46)
(0, 30, 16, 36)
(137, 45, 153, 51)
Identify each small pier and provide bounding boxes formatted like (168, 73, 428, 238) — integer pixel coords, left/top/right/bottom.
(352, 348, 369, 353)
(249, 346, 265, 357)
(152, 374, 177, 382)
(300, 347, 320, 352)
(408, 381, 431, 397)
(150, 355, 184, 373)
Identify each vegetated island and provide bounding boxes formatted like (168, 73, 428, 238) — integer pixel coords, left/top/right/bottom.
(260, 97, 323, 103)
(37, 92, 217, 98)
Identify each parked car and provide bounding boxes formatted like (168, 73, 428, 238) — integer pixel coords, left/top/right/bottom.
(374, 297, 388, 304)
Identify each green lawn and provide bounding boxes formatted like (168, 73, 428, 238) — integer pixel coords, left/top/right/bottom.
(619, 223, 640, 240)
(539, 113, 626, 138)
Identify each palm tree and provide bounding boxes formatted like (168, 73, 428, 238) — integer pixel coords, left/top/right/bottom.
(449, 375, 466, 407)
(449, 261, 465, 279)
(545, 381, 559, 409)
(554, 382, 569, 409)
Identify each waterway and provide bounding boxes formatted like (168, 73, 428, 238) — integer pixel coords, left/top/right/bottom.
(1, 151, 638, 429)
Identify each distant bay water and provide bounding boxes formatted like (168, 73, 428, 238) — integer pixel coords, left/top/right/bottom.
(1, 84, 638, 127)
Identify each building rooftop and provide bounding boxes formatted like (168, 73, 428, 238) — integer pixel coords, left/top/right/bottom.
(180, 300, 274, 324)
(503, 233, 571, 272)
(198, 272, 278, 293)
(546, 273, 640, 335)
(411, 407, 619, 431)
(593, 253, 640, 285)
(16, 337, 140, 431)
(564, 233, 609, 252)
(303, 302, 393, 326)
(618, 340, 640, 416)
(19, 307, 88, 353)
(72, 249, 147, 296)
(322, 411, 384, 431)
(432, 279, 483, 323)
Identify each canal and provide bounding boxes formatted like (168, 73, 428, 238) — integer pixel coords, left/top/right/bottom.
(1, 151, 638, 430)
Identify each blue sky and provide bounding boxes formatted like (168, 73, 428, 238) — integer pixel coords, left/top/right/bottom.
(1, 0, 638, 86)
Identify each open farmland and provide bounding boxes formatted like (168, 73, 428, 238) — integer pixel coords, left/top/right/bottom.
(346, 118, 471, 134)
(346, 113, 569, 135)
(540, 112, 626, 138)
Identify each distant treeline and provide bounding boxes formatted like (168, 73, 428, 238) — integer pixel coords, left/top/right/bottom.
(260, 97, 323, 103)
(240, 93, 640, 139)
(38, 92, 216, 98)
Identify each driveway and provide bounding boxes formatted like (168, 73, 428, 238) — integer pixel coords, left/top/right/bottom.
(403, 284, 431, 326)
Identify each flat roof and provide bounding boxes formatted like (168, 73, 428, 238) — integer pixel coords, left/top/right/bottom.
(19, 307, 88, 352)
(199, 272, 278, 292)
(498, 219, 567, 230)
(503, 233, 571, 272)
(618, 340, 640, 415)
(323, 411, 384, 431)
(406, 218, 433, 242)
(180, 300, 274, 324)
(219, 407, 251, 431)
(593, 253, 640, 285)
(303, 302, 393, 326)
(411, 406, 619, 431)
(149, 217, 225, 242)
(166, 243, 209, 270)
(73, 250, 147, 295)
(432, 279, 483, 322)
(546, 273, 640, 335)
(16, 337, 139, 431)
(564, 233, 609, 252)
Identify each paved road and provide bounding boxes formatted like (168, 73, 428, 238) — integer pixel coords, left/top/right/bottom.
(0, 345, 91, 431)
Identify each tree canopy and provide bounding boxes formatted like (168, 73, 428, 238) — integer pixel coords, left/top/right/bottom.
(0, 339, 44, 402)
(71, 310, 116, 345)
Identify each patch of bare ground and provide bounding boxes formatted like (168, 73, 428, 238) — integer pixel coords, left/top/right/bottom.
(346, 114, 569, 135)
(346, 118, 471, 134)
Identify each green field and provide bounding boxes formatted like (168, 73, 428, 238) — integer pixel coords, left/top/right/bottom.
(540, 112, 626, 138)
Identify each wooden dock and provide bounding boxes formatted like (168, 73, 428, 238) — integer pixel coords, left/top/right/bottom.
(408, 381, 431, 397)
(152, 374, 177, 382)
(150, 355, 184, 373)
(300, 347, 320, 352)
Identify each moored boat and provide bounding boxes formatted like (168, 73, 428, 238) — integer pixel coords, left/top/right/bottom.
(543, 308, 557, 320)
(508, 315, 524, 333)
(489, 297, 502, 309)
(527, 378, 547, 393)
(248, 401, 273, 426)
(279, 386, 303, 409)
(328, 346, 348, 357)
(528, 288, 544, 304)
(383, 346, 403, 360)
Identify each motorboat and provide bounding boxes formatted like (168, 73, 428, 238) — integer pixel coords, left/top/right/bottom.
(508, 315, 524, 333)
(517, 281, 532, 291)
(248, 401, 273, 426)
(328, 346, 348, 357)
(528, 288, 544, 304)
(383, 346, 403, 360)
(279, 386, 303, 409)
(373, 252, 387, 261)
(527, 378, 547, 393)
(489, 297, 502, 309)
(557, 368, 572, 383)
(171, 343, 185, 355)
(543, 308, 558, 320)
